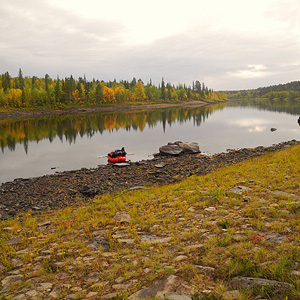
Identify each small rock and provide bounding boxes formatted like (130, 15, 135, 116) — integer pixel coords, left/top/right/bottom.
(49, 290, 59, 298)
(1, 274, 23, 287)
(272, 190, 298, 199)
(291, 270, 300, 277)
(128, 275, 195, 299)
(32, 206, 44, 211)
(128, 186, 145, 190)
(86, 291, 99, 298)
(0, 213, 11, 220)
(232, 234, 247, 241)
(155, 163, 166, 168)
(113, 162, 130, 167)
(117, 238, 135, 244)
(263, 232, 286, 243)
(230, 186, 252, 194)
(84, 272, 100, 283)
(102, 292, 118, 299)
(37, 220, 51, 227)
(70, 287, 82, 293)
(204, 207, 216, 212)
(113, 283, 132, 290)
(14, 294, 26, 300)
(162, 293, 192, 300)
(186, 243, 205, 250)
(139, 233, 171, 244)
(87, 237, 108, 251)
(79, 185, 99, 197)
(65, 294, 77, 299)
(26, 290, 40, 298)
(195, 265, 215, 276)
(175, 255, 188, 262)
(113, 212, 131, 223)
(0, 263, 5, 272)
(91, 281, 110, 291)
(92, 229, 106, 236)
(67, 189, 77, 195)
(36, 282, 53, 291)
(270, 128, 277, 132)
(6, 237, 21, 245)
(2, 227, 14, 231)
(223, 290, 241, 300)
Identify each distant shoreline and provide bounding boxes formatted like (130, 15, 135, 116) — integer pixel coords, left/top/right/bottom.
(0, 100, 211, 120)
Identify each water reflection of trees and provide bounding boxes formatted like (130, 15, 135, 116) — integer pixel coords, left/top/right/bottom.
(228, 99, 300, 115)
(0, 103, 226, 152)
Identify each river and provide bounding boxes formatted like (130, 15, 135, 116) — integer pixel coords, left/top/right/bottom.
(1, 99, 299, 184)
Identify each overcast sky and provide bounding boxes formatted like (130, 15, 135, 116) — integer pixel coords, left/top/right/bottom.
(1, 0, 300, 90)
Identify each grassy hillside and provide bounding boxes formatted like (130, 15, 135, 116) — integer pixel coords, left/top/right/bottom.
(1, 144, 300, 299)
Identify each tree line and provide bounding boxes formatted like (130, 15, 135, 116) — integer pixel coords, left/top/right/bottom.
(226, 81, 300, 100)
(0, 69, 227, 109)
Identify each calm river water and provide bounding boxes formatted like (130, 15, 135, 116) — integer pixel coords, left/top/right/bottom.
(1, 99, 300, 184)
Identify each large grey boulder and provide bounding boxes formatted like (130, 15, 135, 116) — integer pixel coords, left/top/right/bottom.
(159, 142, 200, 156)
(177, 142, 200, 154)
(159, 144, 184, 156)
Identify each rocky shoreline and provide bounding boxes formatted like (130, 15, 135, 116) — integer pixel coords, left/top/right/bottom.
(1, 140, 299, 219)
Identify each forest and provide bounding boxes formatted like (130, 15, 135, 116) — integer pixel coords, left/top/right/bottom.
(0, 69, 227, 109)
(226, 80, 300, 100)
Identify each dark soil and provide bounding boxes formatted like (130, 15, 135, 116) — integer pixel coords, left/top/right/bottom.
(1, 140, 299, 219)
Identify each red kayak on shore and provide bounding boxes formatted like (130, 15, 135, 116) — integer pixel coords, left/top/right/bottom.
(107, 156, 126, 163)
(107, 147, 127, 163)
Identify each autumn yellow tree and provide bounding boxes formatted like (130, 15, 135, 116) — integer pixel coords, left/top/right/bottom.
(114, 85, 126, 102)
(102, 86, 116, 103)
(135, 80, 146, 101)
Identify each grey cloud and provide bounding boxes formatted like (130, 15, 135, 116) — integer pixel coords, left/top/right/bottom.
(0, 0, 124, 76)
(96, 28, 299, 88)
(1, 0, 299, 90)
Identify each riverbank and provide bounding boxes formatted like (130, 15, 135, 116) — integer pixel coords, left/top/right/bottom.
(0, 140, 298, 219)
(1, 140, 299, 299)
(0, 100, 209, 120)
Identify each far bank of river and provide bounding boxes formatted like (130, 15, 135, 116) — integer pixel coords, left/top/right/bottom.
(0, 100, 210, 120)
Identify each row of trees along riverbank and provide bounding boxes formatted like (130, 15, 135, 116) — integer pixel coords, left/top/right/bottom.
(226, 80, 300, 100)
(0, 69, 227, 109)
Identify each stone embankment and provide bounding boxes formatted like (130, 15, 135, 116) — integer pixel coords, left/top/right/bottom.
(0, 140, 299, 219)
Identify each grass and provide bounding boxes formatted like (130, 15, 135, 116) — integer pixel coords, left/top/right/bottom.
(0, 144, 300, 299)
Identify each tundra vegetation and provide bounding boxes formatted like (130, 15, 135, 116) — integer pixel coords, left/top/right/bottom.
(0, 143, 299, 299)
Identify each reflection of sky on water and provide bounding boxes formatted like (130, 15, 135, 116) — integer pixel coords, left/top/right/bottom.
(230, 118, 270, 132)
(1, 105, 299, 183)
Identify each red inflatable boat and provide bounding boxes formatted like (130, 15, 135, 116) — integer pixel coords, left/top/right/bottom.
(107, 155, 126, 163)
(107, 147, 127, 163)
